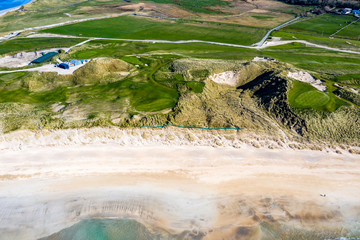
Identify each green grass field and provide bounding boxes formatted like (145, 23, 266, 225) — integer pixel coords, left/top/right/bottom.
(144, 0, 229, 13)
(288, 80, 348, 112)
(282, 14, 356, 37)
(0, 37, 84, 56)
(42, 15, 266, 45)
(334, 21, 360, 40)
(271, 31, 360, 51)
(251, 15, 275, 20)
(0, 0, 136, 34)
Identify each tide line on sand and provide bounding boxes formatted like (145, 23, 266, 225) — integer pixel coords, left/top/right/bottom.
(140, 124, 242, 131)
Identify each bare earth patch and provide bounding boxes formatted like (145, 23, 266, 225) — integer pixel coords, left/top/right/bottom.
(288, 71, 327, 92)
(209, 71, 239, 86)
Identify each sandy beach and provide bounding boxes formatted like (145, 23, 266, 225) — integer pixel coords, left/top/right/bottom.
(0, 0, 35, 17)
(0, 127, 359, 239)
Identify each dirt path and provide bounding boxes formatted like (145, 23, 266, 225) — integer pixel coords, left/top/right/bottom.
(254, 16, 301, 47)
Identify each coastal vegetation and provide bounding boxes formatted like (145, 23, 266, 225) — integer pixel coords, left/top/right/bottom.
(0, 0, 359, 145)
(0, 53, 359, 144)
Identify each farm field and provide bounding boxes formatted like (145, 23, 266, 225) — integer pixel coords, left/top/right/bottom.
(42, 15, 267, 45)
(0, 0, 139, 34)
(201, 10, 295, 28)
(0, 0, 310, 36)
(143, 0, 229, 14)
(281, 14, 356, 36)
(334, 20, 360, 40)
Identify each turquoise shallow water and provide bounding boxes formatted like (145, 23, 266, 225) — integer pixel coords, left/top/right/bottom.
(40, 219, 184, 240)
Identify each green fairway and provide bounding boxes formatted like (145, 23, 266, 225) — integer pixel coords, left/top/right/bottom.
(0, 37, 84, 56)
(66, 40, 259, 61)
(262, 43, 360, 75)
(42, 16, 266, 45)
(295, 90, 330, 108)
(288, 80, 347, 112)
(282, 14, 356, 37)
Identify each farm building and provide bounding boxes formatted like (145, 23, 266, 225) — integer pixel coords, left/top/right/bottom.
(30, 52, 59, 65)
(58, 63, 70, 69)
(58, 59, 86, 69)
(342, 8, 352, 14)
(353, 10, 360, 17)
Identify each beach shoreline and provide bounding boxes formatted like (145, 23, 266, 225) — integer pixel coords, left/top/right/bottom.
(0, 0, 35, 17)
(0, 127, 359, 239)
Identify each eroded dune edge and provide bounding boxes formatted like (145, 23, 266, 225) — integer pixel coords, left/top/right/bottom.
(0, 127, 359, 240)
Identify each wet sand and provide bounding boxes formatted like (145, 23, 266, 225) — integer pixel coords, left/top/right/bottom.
(0, 128, 359, 239)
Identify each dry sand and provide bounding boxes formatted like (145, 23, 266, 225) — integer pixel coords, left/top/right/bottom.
(288, 71, 327, 92)
(0, 127, 359, 239)
(209, 71, 239, 87)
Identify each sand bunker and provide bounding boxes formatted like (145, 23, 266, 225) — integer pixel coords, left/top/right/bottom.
(209, 71, 239, 87)
(288, 71, 327, 92)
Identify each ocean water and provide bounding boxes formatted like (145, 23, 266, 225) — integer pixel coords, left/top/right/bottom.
(40, 219, 185, 240)
(0, 0, 33, 11)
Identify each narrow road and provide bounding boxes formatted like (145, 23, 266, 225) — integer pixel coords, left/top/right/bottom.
(84, 36, 360, 54)
(65, 39, 93, 53)
(254, 16, 301, 47)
